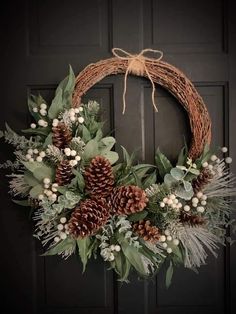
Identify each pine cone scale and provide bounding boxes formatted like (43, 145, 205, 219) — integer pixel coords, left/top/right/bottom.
(133, 220, 160, 243)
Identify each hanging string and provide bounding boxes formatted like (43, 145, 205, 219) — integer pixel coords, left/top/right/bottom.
(112, 48, 163, 114)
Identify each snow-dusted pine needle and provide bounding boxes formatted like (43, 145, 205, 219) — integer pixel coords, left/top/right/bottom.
(145, 184, 160, 197)
(7, 174, 30, 196)
(204, 160, 236, 198)
(46, 144, 63, 163)
(169, 223, 220, 269)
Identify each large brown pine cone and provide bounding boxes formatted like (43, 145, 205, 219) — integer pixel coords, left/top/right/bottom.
(52, 122, 72, 149)
(133, 220, 160, 243)
(84, 156, 114, 199)
(55, 160, 73, 186)
(110, 185, 148, 215)
(68, 198, 110, 238)
(180, 212, 205, 226)
(192, 169, 213, 192)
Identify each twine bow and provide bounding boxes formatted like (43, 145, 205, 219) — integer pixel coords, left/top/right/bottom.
(112, 48, 163, 114)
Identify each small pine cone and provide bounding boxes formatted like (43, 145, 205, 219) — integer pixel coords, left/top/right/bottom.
(55, 160, 73, 186)
(110, 185, 148, 215)
(192, 169, 213, 193)
(84, 156, 114, 199)
(29, 198, 39, 209)
(180, 212, 205, 226)
(52, 122, 72, 149)
(133, 220, 160, 243)
(68, 198, 109, 238)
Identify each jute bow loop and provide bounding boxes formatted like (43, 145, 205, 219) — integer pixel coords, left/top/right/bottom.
(112, 48, 163, 114)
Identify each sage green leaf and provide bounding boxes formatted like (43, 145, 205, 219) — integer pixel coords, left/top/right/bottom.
(101, 151, 119, 165)
(43, 238, 76, 256)
(43, 132, 53, 148)
(155, 148, 172, 178)
(128, 210, 148, 222)
(143, 171, 157, 189)
(83, 139, 99, 160)
(121, 146, 134, 168)
(188, 168, 200, 175)
(76, 172, 85, 192)
(177, 146, 188, 166)
(22, 161, 42, 173)
(24, 171, 40, 187)
(28, 95, 41, 121)
(55, 65, 75, 109)
(165, 260, 173, 288)
(99, 136, 116, 153)
(29, 184, 43, 198)
(95, 129, 103, 141)
(12, 199, 30, 206)
(48, 87, 63, 119)
(77, 237, 91, 272)
(82, 125, 91, 142)
(120, 241, 147, 276)
(33, 164, 54, 181)
(170, 168, 185, 180)
(22, 127, 50, 136)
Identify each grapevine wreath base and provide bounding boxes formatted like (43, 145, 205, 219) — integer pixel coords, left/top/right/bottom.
(1, 49, 236, 286)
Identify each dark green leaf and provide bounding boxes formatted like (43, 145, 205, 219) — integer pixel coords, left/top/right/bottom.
(155, 148, 172, 178)
(165, 260, 173, 288)
(48, 87, 63, 119)
(12, 199, 30, 206)
(82, 125, 92, 143)
(22, 127, 50, 136)
(143, 171, 157, 189)
(177, 145, 188, 166)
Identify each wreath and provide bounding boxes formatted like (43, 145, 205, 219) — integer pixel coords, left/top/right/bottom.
(1, 49, 235, 286)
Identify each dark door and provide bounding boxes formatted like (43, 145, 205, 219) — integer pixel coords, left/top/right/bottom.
(1, 1, 236, 314)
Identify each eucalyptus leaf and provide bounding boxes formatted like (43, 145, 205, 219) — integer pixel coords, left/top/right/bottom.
(155, 148, 172, 178)
(24, 171, 40, 187)
(175, 185, 193, 200)
(101, 151, 119, 165)
(170, 168, 185, 180)
(83, 139, 99, 161)
(183, 180, 193, 192)
(164, 174, 177, 187)
(29, 184, 43, 198)
(33, 164, 55, 181)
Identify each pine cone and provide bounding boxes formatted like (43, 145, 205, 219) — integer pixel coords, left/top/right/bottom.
(84, 156, 114, 199)
(192, 169, 213, 193)
(180, 212, 205, 226)
(110, 185, 148, 215)
(68, 198, 110, 238)
(29, 198, 40, 209)
(55, 160, 73, 186)
(52, 122, 72, 149)
(133, 220, 160, 243)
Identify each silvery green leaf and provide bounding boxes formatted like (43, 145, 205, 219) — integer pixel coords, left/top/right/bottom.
(83, 139, 99, 160)
(101, 151, 119, 165)
(24, 171, 40, 187)
(176, 165, 188, 171)
(175, 186, 193, 200)
(82, 125, 91, 143)
(77, 237, 91, 272)
(164, 173, 177, 187)
(29, 184, 44, 198)
(183, 180, 193, 192)
(188, 168, 200, 175)
(170, 167, 185, 180)
(99, 136, 116, 152)
(48, 87, 63, 119)
(43, 238, 76, 256)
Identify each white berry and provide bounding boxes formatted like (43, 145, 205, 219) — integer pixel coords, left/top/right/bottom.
(40, 109, 47, 116)
(201, 195, 207, 201)
(225, 157, 232, 164)
(208, 164, 213, 170)
(26, 154, 31, 160)
(167, 247, 172, 254)
(79, 107, 83, 112)
(33, 149, 39, 154)
(160, 202, 165, 208)
(160, 235, 166, 242)
(75, 155, 81, 161)
(167, 199, 173, 205)
(184, 205, 190, 212)
(30, 123, 36, 129)
(29, 158, 34, 162)
(163, 197, 168, 203)
(33, 107, 38, 112)
(74, 108, 80, 113)
(64, 148, 71, 156)
(197, 206, 205, 213)
(36, 156, 43, 162)
(164, 230, 170, 236)
(78, 117, 84, 123)
(57, 224, 64, 231)
(40, 103, 47, 110)
(43, 178, 51, 184)
(39, 151, 46, 158)
(70, 116, 76, 122)
(54, 236, 60, 243)
(222, 147, 228, 153)
(196, 191, 203, 198)
(38, 119, 45, 126)
(202, 162, 208, 168)
(70, 150, 77, 157)
(211, 155, 217, 161)
(201, 200, 207, 206)
(192, 197, 199, 204)
(38, 194, 44, 200)
(27, 149, 33, 155)
(114, 245, 121, 252)
(167, 235, 172, 241)
(162, 242, 168, 248)
(60, 217, 67, 224)
(173, 239, 180, 246)
(60, 232, 67, 240)
(52, 119, 59, 127)
(109, 254, 115, 261)
(169, 194, 176, 200)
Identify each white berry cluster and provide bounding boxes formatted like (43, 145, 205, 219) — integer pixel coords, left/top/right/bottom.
(202, 149, 232, 175)
(64, 147, 81, 167)
(160, 229, 179, 254)
(54, 217, 69, 242)
(102, 244, 121, 262)
(52, 107, 84, 127)
(159, 194, 182, 211)
(38, 178, 58, 202)
(31, 103, 49, 129)
(183, 191, 207, 213)
(25, 148, 46, 162)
